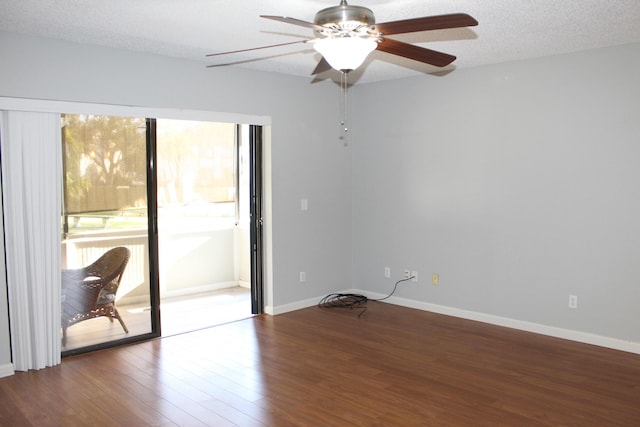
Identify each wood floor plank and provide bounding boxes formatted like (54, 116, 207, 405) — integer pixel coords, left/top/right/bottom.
(2, 301, 640, 426)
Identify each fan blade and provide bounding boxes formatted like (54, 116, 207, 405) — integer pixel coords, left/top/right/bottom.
(376, 38, 456, 67)
(311, 57, 332, 75)
(206, 40, 308, 58)
(374, 13, 478, 35)
(260, 15, 323, 31)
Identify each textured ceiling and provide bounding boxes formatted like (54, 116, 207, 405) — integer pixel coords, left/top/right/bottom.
(1, 0, 640, 84)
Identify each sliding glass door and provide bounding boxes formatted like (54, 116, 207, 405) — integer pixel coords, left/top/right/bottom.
(154, 119, 258, 335)
(59, 114, 263, 355)
(60, 114, 158, 355)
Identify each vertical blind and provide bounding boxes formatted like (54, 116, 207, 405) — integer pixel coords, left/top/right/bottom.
(0, 111, 62, 370)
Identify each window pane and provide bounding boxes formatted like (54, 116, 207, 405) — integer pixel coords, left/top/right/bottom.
(60, 114, 152, 353)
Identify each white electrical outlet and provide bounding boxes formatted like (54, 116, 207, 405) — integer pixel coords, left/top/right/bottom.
(404, 270, 411, 279)
(299, 272, 306, 283)
(568, 295, 577, 309)
(384, 267, 391, 278)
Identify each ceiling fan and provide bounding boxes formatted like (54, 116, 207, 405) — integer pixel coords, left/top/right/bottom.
(207, 0, 478, 74)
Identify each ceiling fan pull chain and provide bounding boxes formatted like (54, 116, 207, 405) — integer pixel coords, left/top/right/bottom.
(340, 71, 349, 145)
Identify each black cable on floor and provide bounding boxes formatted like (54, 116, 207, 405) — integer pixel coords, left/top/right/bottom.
(318, 276, 414, 317)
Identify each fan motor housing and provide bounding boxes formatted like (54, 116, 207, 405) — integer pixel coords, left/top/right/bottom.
(314, 2, 376, 27)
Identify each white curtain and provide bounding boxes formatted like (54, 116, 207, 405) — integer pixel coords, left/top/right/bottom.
(0, 111, 62, 370)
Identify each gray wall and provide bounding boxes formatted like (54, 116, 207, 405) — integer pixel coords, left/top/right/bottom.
(352, 43, 640, 342)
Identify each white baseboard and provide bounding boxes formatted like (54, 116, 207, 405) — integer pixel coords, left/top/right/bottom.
(162, 281, 238, 299)
(0, 363, 14, 378)
(265, 295, 321, 315)
(270, 289, 640, 355)
(119, 281, 240, 306)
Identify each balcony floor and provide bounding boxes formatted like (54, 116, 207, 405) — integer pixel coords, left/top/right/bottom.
(62, 286, 252, 352)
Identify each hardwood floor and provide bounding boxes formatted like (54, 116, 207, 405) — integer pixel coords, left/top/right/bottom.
(2, 301, 640, 426)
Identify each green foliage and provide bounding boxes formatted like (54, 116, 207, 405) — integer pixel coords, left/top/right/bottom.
(62, 114, 147, 213)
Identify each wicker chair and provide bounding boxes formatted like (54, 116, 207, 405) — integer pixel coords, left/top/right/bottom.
(61, 247, 131, 345)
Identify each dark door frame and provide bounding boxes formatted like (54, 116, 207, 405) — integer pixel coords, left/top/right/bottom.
(248, 124, 264, 314)
(146, 118, 162, 337)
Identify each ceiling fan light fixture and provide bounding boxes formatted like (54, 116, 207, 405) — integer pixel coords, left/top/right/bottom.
(313, 36, 377, 71)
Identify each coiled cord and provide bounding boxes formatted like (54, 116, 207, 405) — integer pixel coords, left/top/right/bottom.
(318, 276, 414, 317)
